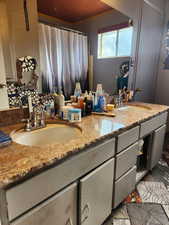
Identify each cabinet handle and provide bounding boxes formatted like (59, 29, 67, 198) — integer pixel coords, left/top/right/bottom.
(65, 218, 73, 225)
(81, 203, 90, 224)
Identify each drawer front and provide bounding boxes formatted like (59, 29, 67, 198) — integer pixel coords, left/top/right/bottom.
(79, 158, 114, 225)
(11, 183, 77, 225)
(117, 126, 139, 153)
(7, 138, 115, 221)
(140, 112, 168, 138)
(113, 166, 136, 209)
(115, 142, 139, 180)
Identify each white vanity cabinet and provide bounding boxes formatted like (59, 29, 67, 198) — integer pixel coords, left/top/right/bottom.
(10, 183, 77, 225)
(79, 158, 114, 225)
(148, 125, 166, 170)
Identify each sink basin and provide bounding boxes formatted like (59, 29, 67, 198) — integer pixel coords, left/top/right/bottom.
(11, 123, 82, 147)
(116, 104, 152, 111)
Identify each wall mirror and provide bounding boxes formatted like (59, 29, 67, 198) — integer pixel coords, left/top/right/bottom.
(1, 0, 134, 109)
(38, 0, 133, 94)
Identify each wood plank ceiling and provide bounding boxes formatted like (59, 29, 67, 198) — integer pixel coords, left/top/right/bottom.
(37, 0, 112, 23)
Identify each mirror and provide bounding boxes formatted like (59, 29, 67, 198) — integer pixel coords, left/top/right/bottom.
(0, 0, 134, 109)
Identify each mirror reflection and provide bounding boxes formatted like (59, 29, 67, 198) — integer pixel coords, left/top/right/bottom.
(2, 0, 134, 109)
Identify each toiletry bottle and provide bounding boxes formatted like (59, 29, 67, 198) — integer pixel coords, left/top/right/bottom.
(74, 82, 82, 97)
(50, 101, 55, 118)
(85, 96, 93, 115)
(53, 93, 59, 115)
(84, 90, 88, 98)
(98, 95, 105, 112)
(58, 91, 65, 112)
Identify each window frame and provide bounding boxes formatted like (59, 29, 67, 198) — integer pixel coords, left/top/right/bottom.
(97, 26, 133, 59)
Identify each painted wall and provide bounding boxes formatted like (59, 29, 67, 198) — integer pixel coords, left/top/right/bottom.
(135, 1, 164, 103)
(0, 0, 10, 110)
(75, 10, 130, 94)
(0, 35, 9, 110)
(6, 0, 40, 88)
(102, 0, 165, 103)
(100, 0, 142, 91)
(146, 0, 165, 13)
(0, 0, 41, 110)
(156, 0, 169, 105)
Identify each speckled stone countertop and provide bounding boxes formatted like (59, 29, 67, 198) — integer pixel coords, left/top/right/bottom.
(0, 102, 168, 189)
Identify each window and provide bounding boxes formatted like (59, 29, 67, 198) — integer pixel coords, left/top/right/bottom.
(98, 27, 133, 59)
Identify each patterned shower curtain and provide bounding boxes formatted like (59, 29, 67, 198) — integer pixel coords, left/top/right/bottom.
(39, 23, 88, 96)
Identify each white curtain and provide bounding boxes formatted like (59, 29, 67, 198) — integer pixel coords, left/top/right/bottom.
(39, 23, 88, 96)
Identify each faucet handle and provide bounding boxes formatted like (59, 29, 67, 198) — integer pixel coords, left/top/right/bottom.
(26, 119, 32, 131)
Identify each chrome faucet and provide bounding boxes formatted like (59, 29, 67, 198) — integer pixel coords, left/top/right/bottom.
(25, 104, 46, 132)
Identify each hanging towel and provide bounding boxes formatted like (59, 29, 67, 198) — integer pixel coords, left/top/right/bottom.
(0, 131, 12, 147)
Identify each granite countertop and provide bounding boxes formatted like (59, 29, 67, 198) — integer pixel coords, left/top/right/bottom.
(0, 102, 168, 189)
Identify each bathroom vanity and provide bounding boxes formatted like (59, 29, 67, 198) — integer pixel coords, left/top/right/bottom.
(0, 103, 168, 225)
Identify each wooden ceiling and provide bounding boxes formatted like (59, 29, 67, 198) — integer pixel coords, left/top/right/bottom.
(37, 0, 112, 23)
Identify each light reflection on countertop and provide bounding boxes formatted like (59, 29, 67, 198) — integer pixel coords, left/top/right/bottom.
(95, 119, 124, 136)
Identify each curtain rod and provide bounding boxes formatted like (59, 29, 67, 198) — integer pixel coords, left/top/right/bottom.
(39, 20, 87, 36)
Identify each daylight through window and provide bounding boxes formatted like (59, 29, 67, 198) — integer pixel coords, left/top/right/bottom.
(98, 26, 133, 59)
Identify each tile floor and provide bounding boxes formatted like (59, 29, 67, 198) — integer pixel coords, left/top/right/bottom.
(104, 156, 169, 225)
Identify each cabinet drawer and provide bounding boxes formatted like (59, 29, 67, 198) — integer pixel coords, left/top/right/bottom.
(113, 166, 136, 209)
(7, 138, 115, 221)
(115, 142, 139, 180)
(79, 158, 114, 225)
(117, 126, 139, 153)
(11, 183, 77, 225)
(140, 112, 168, 138)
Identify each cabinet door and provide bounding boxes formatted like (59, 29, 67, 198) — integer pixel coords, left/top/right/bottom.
(11, 183, 77, 225)
(79, 158, 114, 225)
(148, 125, 166, 170)
(113, 166, 136, 209)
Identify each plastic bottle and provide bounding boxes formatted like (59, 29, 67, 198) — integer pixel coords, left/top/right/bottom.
(96, 84, 103, 96)
(50, 101, 55, 118)
(58, 91, 65, 111)
(98, 95, 106, 112)
(74, 82, 82, 97)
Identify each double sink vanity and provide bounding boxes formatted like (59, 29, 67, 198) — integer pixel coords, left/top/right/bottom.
(0, 103, 168, 225)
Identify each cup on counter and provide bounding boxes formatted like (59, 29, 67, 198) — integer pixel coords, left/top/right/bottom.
(68, 108, 81, 123)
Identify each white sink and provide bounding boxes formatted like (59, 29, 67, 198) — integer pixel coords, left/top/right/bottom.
(116, 104, 152, 111)
(11, 123, 82, 147)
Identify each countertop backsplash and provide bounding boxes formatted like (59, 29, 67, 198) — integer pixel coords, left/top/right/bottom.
(0, 107, 29, 127)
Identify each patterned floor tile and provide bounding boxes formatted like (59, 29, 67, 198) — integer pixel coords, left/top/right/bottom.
(158, 159, 168, 167)
(151, 163, 169, 187)
(143, 173, 156, 182)
(112, 204, 129, 219)
(113, 219, 131, 225)
(137, 181, 169, 204)
(127, 203, 169, 225)
(162, 205, 169, 218)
